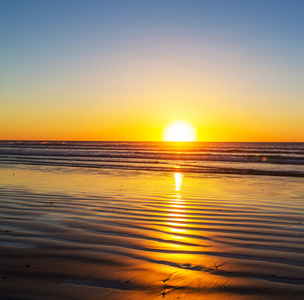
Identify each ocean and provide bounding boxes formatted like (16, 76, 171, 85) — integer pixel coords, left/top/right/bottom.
(0, 141, 303, 177)
(1, 141, 304, 299)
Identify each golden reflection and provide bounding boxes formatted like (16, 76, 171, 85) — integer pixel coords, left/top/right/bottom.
(169, 227, 186, 233)
(168, 214, 186, 218)
(165, 172, 189, 248)
(174, 173, 182, 191)
(169, 218, 186, 222)
(167, 222, 186, 227)
(169, 204, 184, 208)
(171, 235, 184, 240)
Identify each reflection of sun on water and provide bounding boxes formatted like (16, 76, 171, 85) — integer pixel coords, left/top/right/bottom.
(166, 173, 188, 244)
(169, 227, 186, 233)
(174, 173, 182, 191)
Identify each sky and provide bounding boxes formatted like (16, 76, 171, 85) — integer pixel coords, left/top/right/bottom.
(1, 0, 304, 141)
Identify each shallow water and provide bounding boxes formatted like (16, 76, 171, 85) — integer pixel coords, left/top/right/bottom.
(1, 141, 304, 177)
(0, 164, 304, 299)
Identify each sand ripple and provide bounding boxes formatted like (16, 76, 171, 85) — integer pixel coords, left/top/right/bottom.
(1, 175, 304, 299)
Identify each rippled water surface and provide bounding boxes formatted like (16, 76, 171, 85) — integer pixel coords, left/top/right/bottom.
(0, 165, 304, 299)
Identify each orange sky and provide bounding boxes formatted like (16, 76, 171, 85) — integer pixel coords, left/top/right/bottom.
(1, 1, 303, 142)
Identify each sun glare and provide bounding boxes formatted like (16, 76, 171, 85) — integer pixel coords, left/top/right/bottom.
(163, 121, 197, 142)
(174, 173, 182, 191)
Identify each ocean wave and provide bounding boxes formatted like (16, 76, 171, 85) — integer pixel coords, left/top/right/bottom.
(0, 141, 303, 177)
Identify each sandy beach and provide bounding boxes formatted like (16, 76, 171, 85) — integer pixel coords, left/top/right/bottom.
(1, 164, 304, 299)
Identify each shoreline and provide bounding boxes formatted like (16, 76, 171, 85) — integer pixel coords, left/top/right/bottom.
(1, 161, 303, 178)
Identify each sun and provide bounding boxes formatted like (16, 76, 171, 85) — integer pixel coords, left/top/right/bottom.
(162, 121, 197, 142)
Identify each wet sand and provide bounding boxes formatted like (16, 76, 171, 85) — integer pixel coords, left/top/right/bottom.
(0, 165, 304, 299)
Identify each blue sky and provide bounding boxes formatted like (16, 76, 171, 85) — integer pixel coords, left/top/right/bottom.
(1, 0, 304, 141)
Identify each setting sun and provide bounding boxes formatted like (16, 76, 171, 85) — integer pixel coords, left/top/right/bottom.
(163, 121, 197, 142)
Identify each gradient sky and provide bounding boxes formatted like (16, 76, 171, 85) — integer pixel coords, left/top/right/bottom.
(1, 0, 304, 141)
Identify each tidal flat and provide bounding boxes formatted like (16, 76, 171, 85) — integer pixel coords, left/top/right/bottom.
(1, 164, 304, 299)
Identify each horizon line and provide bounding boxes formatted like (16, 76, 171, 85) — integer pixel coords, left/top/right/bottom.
(0, 140, 303, 143)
